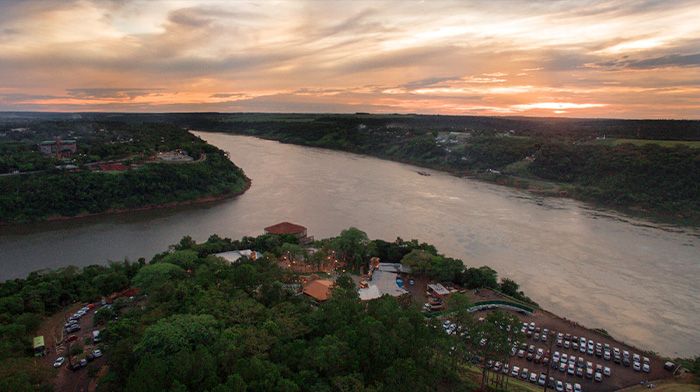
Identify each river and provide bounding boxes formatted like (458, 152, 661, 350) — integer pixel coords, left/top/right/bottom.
(1, 132, 698, 357)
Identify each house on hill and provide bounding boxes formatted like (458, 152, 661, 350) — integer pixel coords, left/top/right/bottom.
(264, 222, 313, 244)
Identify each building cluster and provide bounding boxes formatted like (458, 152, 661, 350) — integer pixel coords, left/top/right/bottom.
(38, 139, 77, 159)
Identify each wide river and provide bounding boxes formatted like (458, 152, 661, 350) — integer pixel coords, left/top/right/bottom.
(1, 132, 699, 356)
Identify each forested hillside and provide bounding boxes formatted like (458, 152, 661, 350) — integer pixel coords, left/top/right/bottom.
(0, 122, 249, 223)
(0, 231, 532, 392)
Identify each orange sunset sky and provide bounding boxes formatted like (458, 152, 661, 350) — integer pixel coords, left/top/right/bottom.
(1, 0, 699, 118)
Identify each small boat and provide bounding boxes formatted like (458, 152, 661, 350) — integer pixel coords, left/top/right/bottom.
(416, 171, 431, 176)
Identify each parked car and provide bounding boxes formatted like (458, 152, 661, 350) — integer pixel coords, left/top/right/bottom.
(93, 349, 103, 358)
(594, 372, 603, 382)
(79, 358, 87, 367)
(521, 368, 529, 379)
(567, 366, 575, 376)
(53, 357, 65, 368)
(530, 372, 538, 383)
(559, 363, 567, 372)
(603, 366, 611, 376)
(538, 373, 547, 386)
(566, 382, 573, 392)
(511, 366, 520, 377)
(574, 383, 582, 392)
(518, 349, 525, 358)
(664, 362, 676, 371)
(633, 362, 641, 371)
(556, 381, 564, 392)
(576, 367, 584, 377)
(642, 363, 650, 373)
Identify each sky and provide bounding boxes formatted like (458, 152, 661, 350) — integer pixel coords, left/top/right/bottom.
(0, 0, 699, 118)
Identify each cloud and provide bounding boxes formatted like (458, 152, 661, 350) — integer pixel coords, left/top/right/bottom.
(592, 53, 700, 70)
(0, 0, 699, 118)
(66, 88, 164, 100)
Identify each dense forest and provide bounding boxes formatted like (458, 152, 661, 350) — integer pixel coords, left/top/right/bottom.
(0, 230, 538, 392)
(0, 122, 249, 223)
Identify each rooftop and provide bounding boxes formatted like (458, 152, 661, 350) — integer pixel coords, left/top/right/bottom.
(264, 221, 307, 235)
(303, 279, 333, 301)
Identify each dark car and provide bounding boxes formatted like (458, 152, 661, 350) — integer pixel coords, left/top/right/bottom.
(70, 363, 81, 371)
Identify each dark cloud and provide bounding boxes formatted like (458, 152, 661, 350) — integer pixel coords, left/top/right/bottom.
(210, 93, 246, 98)
(594, 53, 700, 69)
(401, 76, 461, 89)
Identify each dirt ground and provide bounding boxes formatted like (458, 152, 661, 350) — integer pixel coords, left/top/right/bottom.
(38, 303, 107, 392)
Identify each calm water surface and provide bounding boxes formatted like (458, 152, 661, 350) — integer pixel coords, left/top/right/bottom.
(1, 132, 698, 357)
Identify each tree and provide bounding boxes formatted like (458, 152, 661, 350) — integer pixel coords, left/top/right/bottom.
(499, 278, 519, 297)
(132, 263, 186, 293)
(331, 228, 369, 270)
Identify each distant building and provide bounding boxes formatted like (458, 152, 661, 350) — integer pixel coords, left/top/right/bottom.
(156, 150, 193, 162)
(264, 222, 313, 244)
(38, 139, 77, 158)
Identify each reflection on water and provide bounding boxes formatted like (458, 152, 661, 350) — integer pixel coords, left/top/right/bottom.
(1, 132, 698, 357)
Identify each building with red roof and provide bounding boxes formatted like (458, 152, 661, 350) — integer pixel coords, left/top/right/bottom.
(303, 279, 334, 302)
(264, 222, 312, 244)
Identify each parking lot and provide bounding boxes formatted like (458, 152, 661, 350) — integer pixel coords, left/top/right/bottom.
(38, 302, 107, 392)
(475, 308, 673, 392)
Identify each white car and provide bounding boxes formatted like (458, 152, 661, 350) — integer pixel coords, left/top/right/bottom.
(594, 372, 603, 382)
(603, 366, 611, 376)
(574, 383, 582, 392)
(633, 361, 641, 371)
(566, 382, 573, 392)
(530, 372, 538, 383)
(53, 356, 65, 368)
(511, 366, 520, 377)
(556, 381, 564, 392)
(642, 363, 650, 373)
(92, 349, 103, 358)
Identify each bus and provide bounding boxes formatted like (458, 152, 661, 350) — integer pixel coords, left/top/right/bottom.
(33, 336, 45, 357)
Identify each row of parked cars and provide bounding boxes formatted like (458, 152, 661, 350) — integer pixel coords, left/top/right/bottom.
(490, 362, 583, 392)
(550, 330, 652, 373)
(64, 304, 94, 333)
(53, 349, 103, 370)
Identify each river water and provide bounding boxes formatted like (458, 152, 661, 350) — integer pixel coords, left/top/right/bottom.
(1, 132, 698, 357)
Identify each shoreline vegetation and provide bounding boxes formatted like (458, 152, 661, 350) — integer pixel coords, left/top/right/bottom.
(1, 230, 697, 391)
(36, 177, 252, 225)
(0, 121, 250, 225)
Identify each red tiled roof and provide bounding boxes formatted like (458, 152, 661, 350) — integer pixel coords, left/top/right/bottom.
(303, 279, 333, 301)
(98, 163, 128, 171)
(264, 222, 307, 235)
